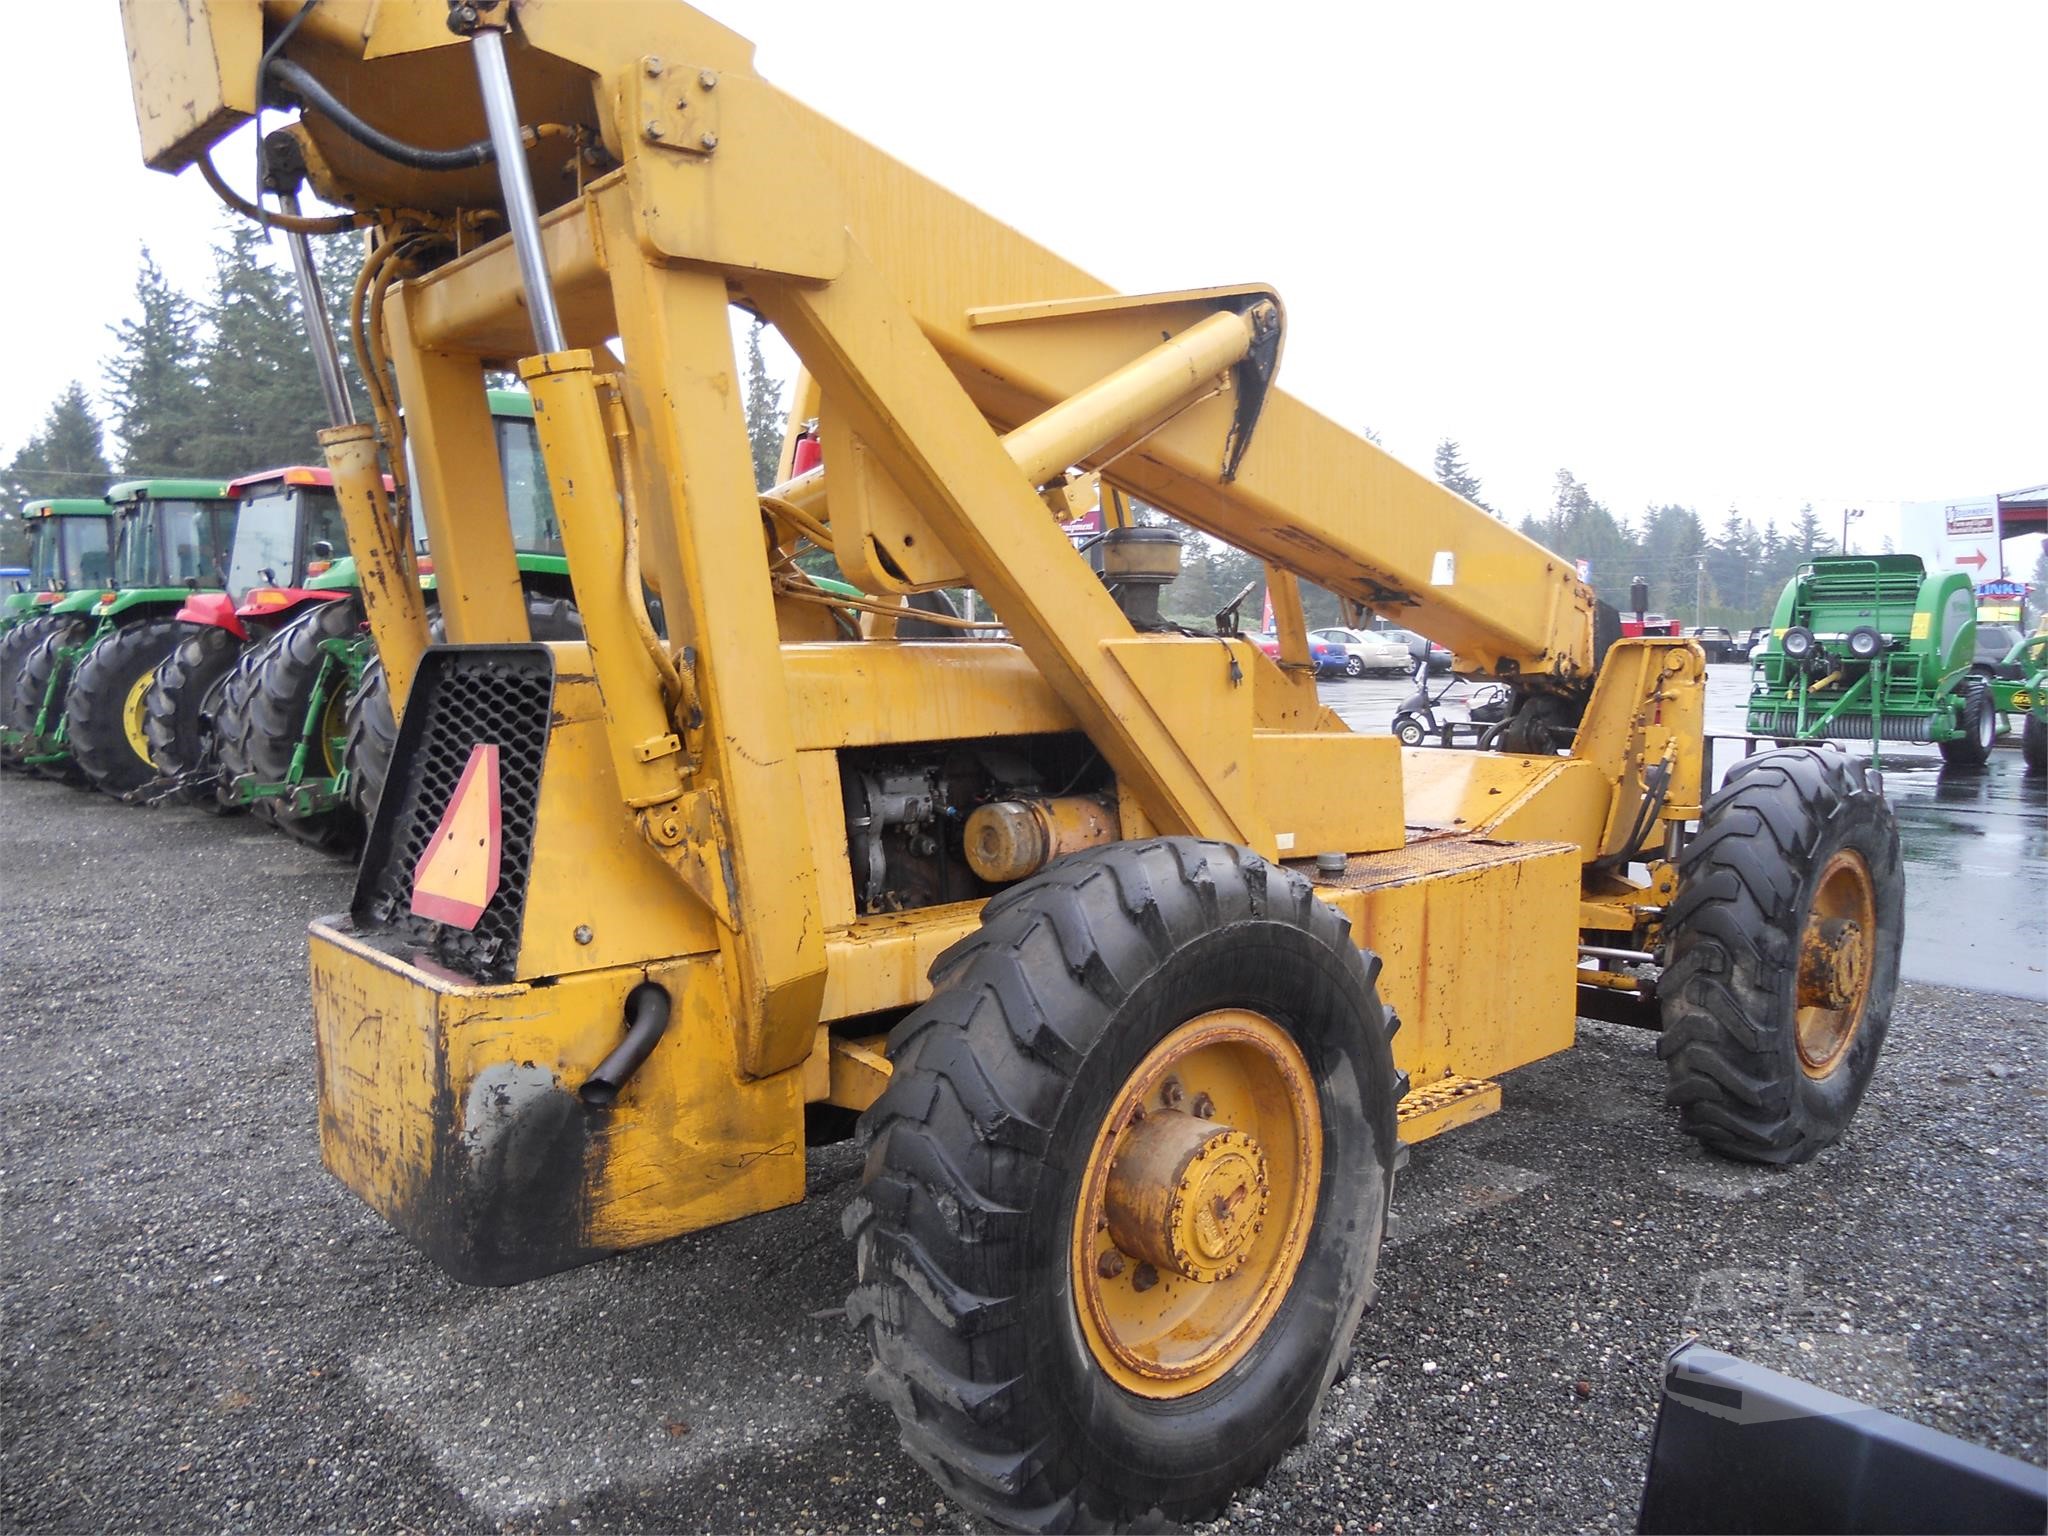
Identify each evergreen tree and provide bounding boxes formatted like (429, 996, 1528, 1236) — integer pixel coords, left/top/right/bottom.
(1790, 501, 1832, 557)
(742, 319, 785, 490)
(103, 248, 206, 476)
(1432, 437, 1492, 513)
(188, 222, 336, 472)
(0, 385, 112, 563)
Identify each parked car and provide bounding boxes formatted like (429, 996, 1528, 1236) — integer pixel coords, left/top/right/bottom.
(1375, 625, 1453, 674)
(1685, 625, 1738, 662)
(1309, 625, 1410, 677)
(1971, 623, 2026, 675)
(1739, 625, 1771, 660)
(1252, 632, 1350, 676)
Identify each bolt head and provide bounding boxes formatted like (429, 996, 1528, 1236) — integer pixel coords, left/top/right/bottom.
(574, 925, 594, 946)
(1160, 1077, 1184, 1109)
(1191, 1092, 1215, 1119)
(1131, 1262, 1159, 1293)
(699, 131, 720, 150)
(644, 55, 665, 77)
(644, 120, 666, 141)
(699, 68, 719, 89)
(1096, 1249, 1124, 1279)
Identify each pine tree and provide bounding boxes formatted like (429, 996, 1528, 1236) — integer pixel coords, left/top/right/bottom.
(1790, 501, 1831, 557)
(0, 385, 112, 563)
(1, 383, 113, 507)
(1432, 438, 1492, 513)
(742, 319, 785, 490)
(188, 223, 336, 472)
(103, 248, 206, 476)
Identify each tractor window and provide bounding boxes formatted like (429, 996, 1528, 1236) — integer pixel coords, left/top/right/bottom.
(496, 414, 562, 555)
(61, 518, 110, 589)
(112, 506, 158, 586)
(25, 522, 56, 587)
(299, 489, 349, 576)
(227, 488, 302, 598)
(149, 500, 223, 586)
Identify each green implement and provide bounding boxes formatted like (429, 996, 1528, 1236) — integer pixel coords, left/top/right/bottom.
(1745, 555, 1992, 767)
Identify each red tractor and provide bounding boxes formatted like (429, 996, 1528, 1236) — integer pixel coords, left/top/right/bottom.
(143, 466, 365, 804)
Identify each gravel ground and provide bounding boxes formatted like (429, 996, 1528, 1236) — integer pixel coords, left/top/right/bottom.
(2, 770, 2044, 1534)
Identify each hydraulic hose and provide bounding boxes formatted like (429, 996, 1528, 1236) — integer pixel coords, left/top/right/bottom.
(268, 57, 498, 170)
(197, 150, 366, 233)
(265, 58, 575, 175)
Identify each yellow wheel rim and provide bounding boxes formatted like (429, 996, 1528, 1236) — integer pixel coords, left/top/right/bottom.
(1072, 1009, 1321, 1399)
(318, 685, 349, 777)
(1795, 849, 1876, 1078)
(122, 670, 155, 766)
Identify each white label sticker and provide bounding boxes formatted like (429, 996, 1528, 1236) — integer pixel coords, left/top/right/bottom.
(1431, 551, 1456, 586)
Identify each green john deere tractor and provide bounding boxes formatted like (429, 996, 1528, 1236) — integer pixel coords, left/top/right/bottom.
(224, 390, 581, 850)
(1983, 627, 2046, 773)
(1746, 555, 1993, 768)
(0, 499, 113, 770)
(4, 479, 237, 792)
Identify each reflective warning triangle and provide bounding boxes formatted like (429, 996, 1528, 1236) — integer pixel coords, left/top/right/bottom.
(410, 743, 502, 931)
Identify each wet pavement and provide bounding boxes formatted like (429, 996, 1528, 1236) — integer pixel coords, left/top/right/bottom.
(1321, 661, 2047, 1001)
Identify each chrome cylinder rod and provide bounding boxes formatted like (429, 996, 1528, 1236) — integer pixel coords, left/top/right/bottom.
(278, 193, 354, 428)
(470, 26, 566, 355)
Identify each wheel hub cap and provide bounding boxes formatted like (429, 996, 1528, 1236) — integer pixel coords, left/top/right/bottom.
(1106, 1114, 1268, 1283)
(1798, 916, 1864, 1011)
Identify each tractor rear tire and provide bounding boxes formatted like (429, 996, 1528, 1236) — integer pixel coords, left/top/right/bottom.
(1659, 747, 1902, 1164)
(142, 623, 245, 812)
(846, 838, 1400, 1532)
(9, 619, 92, 783)
(0, 617, 57, 770)
(2025, 712, 2046, 774)
(218, 599, 366, 853)
(67, 619, 187, 798)
(342, 595, 582, 826)
(1937, 677, 1995, 769)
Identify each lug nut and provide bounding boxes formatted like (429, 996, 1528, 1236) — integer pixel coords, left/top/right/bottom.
(1097, 1249, 1124, 1279)
(1160, 1077, 1184, 1109)
(1191, 1092, 1215, 1119)
(1132, 1262, 1159, 1293)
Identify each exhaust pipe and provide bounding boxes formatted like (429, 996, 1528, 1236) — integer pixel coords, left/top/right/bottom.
(579, 983, 672, 1107)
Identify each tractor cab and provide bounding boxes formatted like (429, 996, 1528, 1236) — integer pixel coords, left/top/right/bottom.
(93, 478, 240, 618)
(178, 467, 359, 639)
(4, 500, 112, 628)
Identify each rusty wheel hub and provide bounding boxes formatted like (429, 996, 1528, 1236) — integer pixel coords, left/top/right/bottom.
(1106, 1114, 1268, 1284)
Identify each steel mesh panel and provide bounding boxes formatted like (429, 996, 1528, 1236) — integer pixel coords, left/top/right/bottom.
(353, 645, 554, 983)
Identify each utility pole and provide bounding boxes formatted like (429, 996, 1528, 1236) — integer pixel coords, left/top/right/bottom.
(1695, 556, 1705, 628)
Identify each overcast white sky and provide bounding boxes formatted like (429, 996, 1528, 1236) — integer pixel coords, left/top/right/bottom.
(4, 1, 2042, 565)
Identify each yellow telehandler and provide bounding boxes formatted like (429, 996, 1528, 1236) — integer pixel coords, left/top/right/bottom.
(119, 3, 1903, 1526)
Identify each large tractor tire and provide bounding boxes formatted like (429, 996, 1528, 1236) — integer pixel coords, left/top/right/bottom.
(1937, 677, 1995, 769)
(846, 838, 1402, 1532)
(216, 598, 366, 852)
(66, 619, 188, 798)
(142, 622, 245, 812)
(0, 617, 59, 771)
(2024, 712, 2046, 774)
(342, 595, 581, 825)
(8, 619, 92, 783)
(1659, 748, 1902, 1165)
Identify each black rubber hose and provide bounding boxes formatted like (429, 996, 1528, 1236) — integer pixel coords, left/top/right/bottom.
(579, 983, 673, 1107)
(267, 56, 501, 171)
